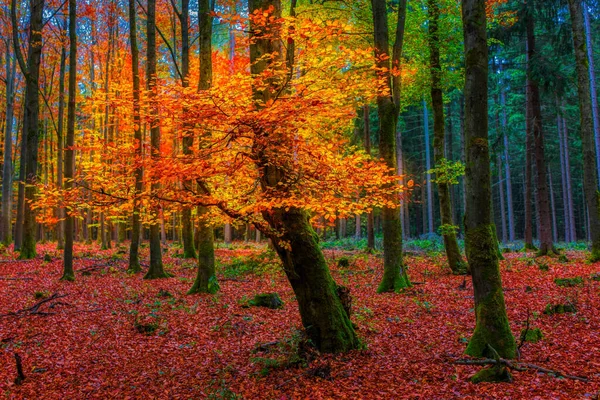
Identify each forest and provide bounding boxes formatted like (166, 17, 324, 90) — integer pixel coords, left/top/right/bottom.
(0, 0, 599, 397)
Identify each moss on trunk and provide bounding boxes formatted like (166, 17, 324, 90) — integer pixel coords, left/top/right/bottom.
(265, 209, 360, 353)
(144, 224, 170, 279)
(188, 207, 217, 294)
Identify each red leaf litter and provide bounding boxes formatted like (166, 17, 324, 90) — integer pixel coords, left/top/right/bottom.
(1, 243, 599, 399)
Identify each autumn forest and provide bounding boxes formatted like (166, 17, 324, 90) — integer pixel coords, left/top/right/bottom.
(0, 0, 599, 397)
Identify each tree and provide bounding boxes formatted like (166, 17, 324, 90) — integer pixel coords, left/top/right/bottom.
(128, 0, 143, 273)
(567, 0, 600, 262)
(11, 0, 45, 259)
(371, 0, 411, 293)
(143, 0, 169, 279)
(247, 0, 359, 352)
(187, 0, 217, 294)
(461, 0, 516, 367)
(428, 0, 466, 274)
(1, 36, 16, 245)
(61, 0, 77, 281)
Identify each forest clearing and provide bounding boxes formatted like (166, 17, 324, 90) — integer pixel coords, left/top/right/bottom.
(1, 0, 600, 397)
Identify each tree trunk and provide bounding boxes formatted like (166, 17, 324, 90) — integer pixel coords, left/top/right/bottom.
(526, 10, 554, 255)
(568, 0, 600, 261)
(423, 99, 434, 234)
(557, 110, 569, 242)
(1, 39, 16, 245)
(144, 0, 168, 279)
(12, 0, 45, 259)
(498, 155, 507, 243)
(428, 0, 466, 273)
(584, 5, 600, 189)
(56, 40, 66, 250)
(363, 104, 375, 251)
(524, 66, 534, 249)
(61, 0, 76, 281)
(127, 0, 143, 272)
(371, 0, 410, 292)
(562, 114, 576, 242)
(188, 0, 217, 293)
(462, 0, 516, 361)
(548, 168, 558, 243)
(248, 0, 358, 352)
(500, 88, 515, 241)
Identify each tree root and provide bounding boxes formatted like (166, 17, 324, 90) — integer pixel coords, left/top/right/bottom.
(454, 358, 589, 382)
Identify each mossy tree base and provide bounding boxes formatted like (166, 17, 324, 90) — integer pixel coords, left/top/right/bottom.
(470, 366, 512, 383)
(18, 247, 37, 260)
(378, 207, 411, 293)
(263, 208, 359, 353)
(188, 207, 218, 295)
(588, 249, 600, 263)
(143, 270, 172, 280)
(127, 262, 142, 274)
(60, 273, 75, 282)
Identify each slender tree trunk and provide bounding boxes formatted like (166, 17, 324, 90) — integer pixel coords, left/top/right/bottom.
(498, 155, 507, 243)
(61, 0, 76, 281)
(364, 104, 375, 251)
(526, 11, 554, 255)
(248, 0, 358, 352)
(562, 114, 576, 241)
(372, 0, 410, 292)
(462, 0, 516, 364)
(568, 0, 600, 260)
(188, 0, 217, 293)
(12, 0, 45, 259)
(557, 110, 569, 242)
(524, 63, 534, 249)
(144, 0, 168, 279)
(128, 0, 143, 272)
(500, 89, 515, 241)
(428, 0, 466, 273)
(584, 5, 600, 189)
(423, 99, 434, 234)
(1, 40, 16, 245)
(548, 168, 558, 243)
(56, 40, 66, 250)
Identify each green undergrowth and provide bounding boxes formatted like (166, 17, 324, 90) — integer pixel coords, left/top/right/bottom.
(218, 249, 282, 279)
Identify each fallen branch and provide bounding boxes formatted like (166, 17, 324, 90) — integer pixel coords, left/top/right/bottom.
(0, 277, 33, 281)
(453, 358, 589, 382)
(14, 353, 25, 385)
(0, 293, 70, 318)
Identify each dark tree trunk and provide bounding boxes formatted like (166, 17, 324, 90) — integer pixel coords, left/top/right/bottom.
(461, 0, 516, 361)
(423, 100, 434, 234)
(428, 0, 466, 274)
(526, 10, 554, 255)
(248, 0, 358, 352)
(144, 0, 168, 279)
(12, 0, 45, 259)
(500, 88, 515, 241)
(56, 40, 66, 250)
(128, 0, 143, 273)
(584, 5, 600, 189)
(562, 114, 576, 241)
(1, 39, 16, 245)
(188, 0, 217, 294)
(568, 0, 600, 261)
(524, 67, 534, 249)
(61, 0, 77, 281)
(372, 0, 410, 292)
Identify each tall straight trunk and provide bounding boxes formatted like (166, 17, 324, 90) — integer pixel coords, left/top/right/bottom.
(248, 0, 358, 352)
(500, 89, 515, 241)
(355, 213, 361, 240)
(524, 63, 534, 248)
(12, 0, 45, 259)
(144, 0, 168, 279)
(557, 110, 570, 242)
(396, 126, 407, 238)
(128, 0, 143, 272)
(188, 0, 217, 294)
(548, 168, 558, 243)
(526, 11, 554, 255)
(568, 0, 600, 261)
(364, 104, 375, 250)
(462, 0, 516, 363)
(423, 99, 434, 234)
(428, 0, 466, 274)
(372, 0, 410, 292)
(498, 155, 507, 243)
(1, 39, 16, 245)
(562, 114, 576, 241)
(459, 94, 466, 217)
(56, 40, 66, 250)
(61, 0, 76, 281)
(584, 5, 600, 188)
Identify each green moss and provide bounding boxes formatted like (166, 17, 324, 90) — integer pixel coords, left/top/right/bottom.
(524, 242, 538, 251)
(589, 248, 600, 263)
(60, 273, 75, 282)
(557, 254, 569, 263)
(591, 272, 600, 281)
(337, 257, 350, 268)
(554, 277, 583, 287)
(520, 327, 543, 343)
(247, 293, 284, 309)
(537, 261, 549, 271)
(43, 253, 52, 262)
(544, 303, 577, 314)
(470, 366, 512, 383)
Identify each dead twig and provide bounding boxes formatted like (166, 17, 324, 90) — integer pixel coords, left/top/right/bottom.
(0, 293, 69, 318)
(14, 353, 25, 385)
(0, 277, 33, 281)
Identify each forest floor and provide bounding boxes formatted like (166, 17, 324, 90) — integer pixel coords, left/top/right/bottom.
(0, 242, 599, 399)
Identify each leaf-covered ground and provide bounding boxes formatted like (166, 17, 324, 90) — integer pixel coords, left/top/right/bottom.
(1, 243, 599, 399)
